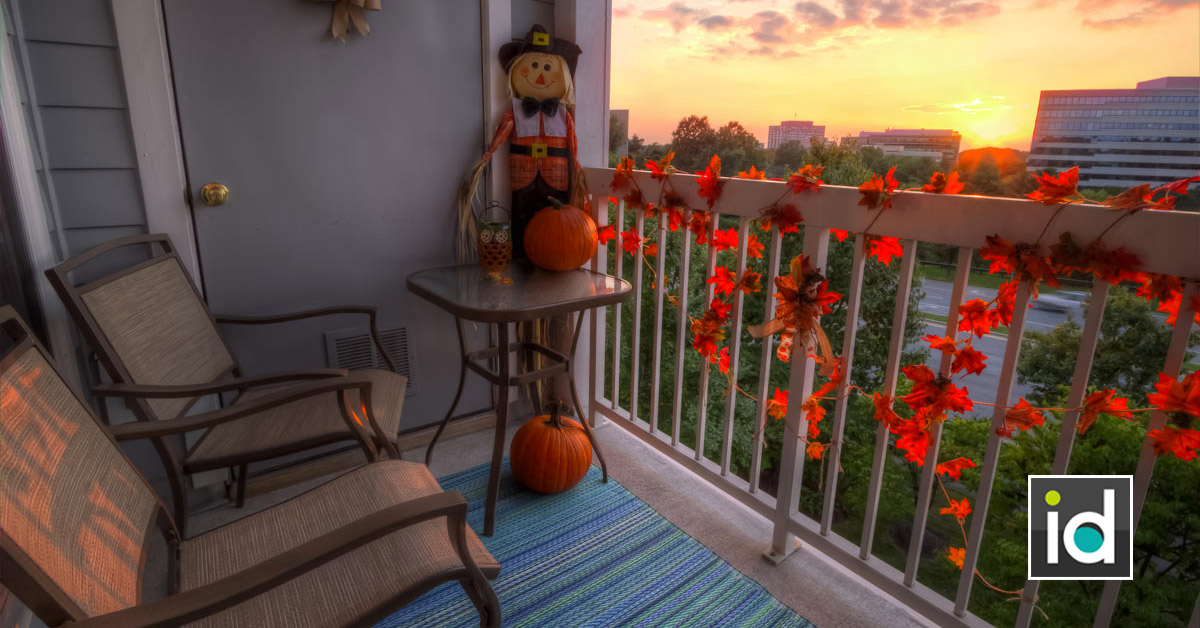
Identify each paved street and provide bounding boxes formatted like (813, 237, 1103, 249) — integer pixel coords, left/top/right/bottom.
(911, 278, 1085, 416)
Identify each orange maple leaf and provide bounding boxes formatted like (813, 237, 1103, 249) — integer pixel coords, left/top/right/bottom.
(646, 151, 675, 182)
(951, 344, 987, 376)
(936, 457, 978, 481)
(665, 207, 686, 232)
(958, 299, 993, 338)
(644, 242, 659, 258)
(940, 498, 972, 521)
(761, 203, 803, 234)
(620, 230, 642, 255)
(895, 418, 931, 464)
(1026, 166, 1080, 205)
(1077, 389, 1133, 434)
(947, 547, 966, 570)
(767, 388, 788, 420)
(857, 166, 900, 211)
(807, 440, 825, 460)
(923, 334, 961, 355)
(998, 398, 1046, 437)
(864, 235, 904, 266)
(611, 156, 635, 191)
(787, 164, 825, 193)
(738, 269, 763, 294)
(922, 171, 964, 194)
(1148, 371, 1200, 417)
(872, 393, 901, 431)
(738, 166, 767, 180)
(747, 234, 765, 259)
(689, 210, 711, 245)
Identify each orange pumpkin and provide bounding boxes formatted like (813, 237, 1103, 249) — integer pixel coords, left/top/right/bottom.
(523, 198, 598, 271)
(510, 405, 593, 493)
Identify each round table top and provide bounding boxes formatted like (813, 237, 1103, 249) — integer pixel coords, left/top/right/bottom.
(406, 262, 632, 323)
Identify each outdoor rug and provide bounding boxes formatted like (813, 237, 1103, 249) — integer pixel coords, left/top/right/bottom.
(378, 461, 814, 627)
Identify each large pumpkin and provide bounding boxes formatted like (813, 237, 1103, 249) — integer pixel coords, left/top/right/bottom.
(523, 198, 598, 271)
(510, 405, 593, 493)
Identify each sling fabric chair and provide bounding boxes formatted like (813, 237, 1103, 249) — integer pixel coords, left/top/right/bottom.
(0, 306, 500, 628)
(45, 234, 408, 532)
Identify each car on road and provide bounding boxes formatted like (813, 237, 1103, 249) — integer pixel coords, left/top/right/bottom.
(1032, 290, 1087, 312)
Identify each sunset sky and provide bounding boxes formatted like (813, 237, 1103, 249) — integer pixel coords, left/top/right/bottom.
(610, 0, 1200, 151)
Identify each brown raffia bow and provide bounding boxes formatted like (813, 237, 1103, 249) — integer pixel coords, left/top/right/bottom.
(748, 256, 837, 377)
(314, 0, 381, 42)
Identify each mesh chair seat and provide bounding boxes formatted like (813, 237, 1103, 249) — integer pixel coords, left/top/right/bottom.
(179, 460, 498, 628)
(186, 370, 407, 470)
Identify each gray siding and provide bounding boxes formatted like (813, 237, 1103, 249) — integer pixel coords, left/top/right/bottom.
(11, 0, 149, 264)
(513, 0, 554, 35)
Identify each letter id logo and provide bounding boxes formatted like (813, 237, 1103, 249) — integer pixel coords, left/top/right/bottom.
(1028, 475, 1132, 580)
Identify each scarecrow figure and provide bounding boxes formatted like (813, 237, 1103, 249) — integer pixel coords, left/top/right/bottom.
(459, 24, 584, 260)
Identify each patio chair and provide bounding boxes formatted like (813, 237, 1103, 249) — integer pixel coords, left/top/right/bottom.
(44, 233, 408, 531)
(0, 306, 501, 628)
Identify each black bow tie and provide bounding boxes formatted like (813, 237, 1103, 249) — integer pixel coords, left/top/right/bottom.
(521, 97, 559, 118)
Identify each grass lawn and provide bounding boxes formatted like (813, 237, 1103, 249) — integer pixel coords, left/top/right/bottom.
(917, 263, 1085, 294)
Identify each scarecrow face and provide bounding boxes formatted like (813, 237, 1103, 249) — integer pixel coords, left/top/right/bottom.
(512, 52, 568, 101)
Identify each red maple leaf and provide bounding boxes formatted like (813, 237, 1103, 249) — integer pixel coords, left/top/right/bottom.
(1026, 166, 1080, 204)
(830, 228, 850, 242)
(644, 242, 659, 258)
(940, 498, 972, 521)
(924, 334, 961, 355)
(761, 203, 803, 234)
(623, 187, 644, 210)
(1136, 273, 1181, 303)
(958, 299, 993, 338)
(708, 266, 737, 297)
(696, 155, 723, 209)
(864, 235, 904, 266)
(665, 207, 685, 232)
(1147, 427, 1200, 461)
(980, 235, 1018, 274)
(873, 393, 901, 431)
(611, 156, 635, 191)
(712, 228, 739, 252)
(921, 171, 964, 194)
(645, 151, 675, 182)
(1148, 371, 1200, 417)
(767, 388, 788, 420)
(689, 210, 711, 245)
(895, 418, 931, 464)
(936, 457, 978, 481)
(747, 234, 765, 259)
(620, 230, 642, 255)
(597, 224, 616, 245)
(1101, 184, 1155, 210)
(1077, 389, 1133, 434)
(998, 398, 1046, 437)
(738, 269, 764, 294)
(718, 346, 731, 374)
(1159, 173, 1200, 196)
(709, 298, 733, 321)
(857, 166, 900, 211)
(952, 344, 988, 376)
(787, 164, 825, 193)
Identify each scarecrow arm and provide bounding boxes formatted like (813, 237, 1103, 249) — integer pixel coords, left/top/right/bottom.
(482, 110, 515, 164)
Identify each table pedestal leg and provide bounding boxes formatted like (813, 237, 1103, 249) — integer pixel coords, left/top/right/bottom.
(483, 322, 510, 536)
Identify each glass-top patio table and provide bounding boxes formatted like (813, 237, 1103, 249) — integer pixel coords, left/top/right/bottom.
(407, 262, 633, 535)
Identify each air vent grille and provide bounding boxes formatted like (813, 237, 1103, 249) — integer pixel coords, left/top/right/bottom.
(324, 326, 415, 396)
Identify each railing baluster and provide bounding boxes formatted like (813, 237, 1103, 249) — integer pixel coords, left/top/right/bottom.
(649, 211, 668, 434)
(610, 199, 625, 410)
(903, 247, 972, 583)
(588, 192, 610, 426)
(695, 214, 719, 460)
(721, 217, 752, 476)
(750, 227, 782, 494)
(860, 239, 920, 559)
(1014, 277, 1110, 626)
(629, 209, 645, 422)
(954, 280, 1035, 615)
(1094, 280, 1198, 628)
(671, 214, 692, 446)
(819, 235, 867, 534)
(768, 225, 831, 561)
(1189, 592, 1200, 628)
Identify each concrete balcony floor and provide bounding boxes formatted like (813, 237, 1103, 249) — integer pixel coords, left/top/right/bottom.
(190, 415, 935, 628)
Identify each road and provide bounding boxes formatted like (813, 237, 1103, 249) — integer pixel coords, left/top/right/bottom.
(910, 278, 1085, 416)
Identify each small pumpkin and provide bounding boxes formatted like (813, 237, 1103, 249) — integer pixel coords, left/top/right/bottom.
(523, 198, 598, 271)
(510, 404, 593, 493)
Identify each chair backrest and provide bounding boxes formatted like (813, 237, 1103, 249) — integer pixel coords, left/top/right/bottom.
(0, 307, 172, 625)
(44, 234, 238, 422)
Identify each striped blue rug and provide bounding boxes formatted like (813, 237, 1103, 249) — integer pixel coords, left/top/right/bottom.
(377, 461, 813, 627)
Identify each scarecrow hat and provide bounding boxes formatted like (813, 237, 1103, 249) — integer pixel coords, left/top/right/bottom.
(499, 24, 582, 75)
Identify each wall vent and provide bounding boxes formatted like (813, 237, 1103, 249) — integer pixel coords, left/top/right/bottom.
(324, 326, 415, 396)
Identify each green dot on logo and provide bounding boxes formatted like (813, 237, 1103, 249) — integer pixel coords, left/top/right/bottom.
(1045, 490, 1061, 506)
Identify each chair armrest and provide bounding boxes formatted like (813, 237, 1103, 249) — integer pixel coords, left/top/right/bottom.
(65, 492, 469, 628)
(214, 305, 375, 325)
(107, 375, 373, 441)
(213, 306, 397, 373)
(92, 369, 349, 399)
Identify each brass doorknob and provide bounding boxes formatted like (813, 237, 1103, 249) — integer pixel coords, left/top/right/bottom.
(199, 182, 229, 206)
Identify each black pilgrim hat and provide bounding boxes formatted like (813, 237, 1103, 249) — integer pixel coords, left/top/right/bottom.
(499, 24, 582, 75)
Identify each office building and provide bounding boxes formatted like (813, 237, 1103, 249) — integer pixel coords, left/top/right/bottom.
(843, 129, 961, 163)
(767, 120, 825, 149)
(1027, 77, 1200, 188)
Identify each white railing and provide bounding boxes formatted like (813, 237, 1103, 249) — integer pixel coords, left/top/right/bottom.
(582, 165, 1200, 628)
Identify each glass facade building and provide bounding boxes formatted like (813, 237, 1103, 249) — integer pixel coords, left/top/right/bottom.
(1027, 77, 1200, 188)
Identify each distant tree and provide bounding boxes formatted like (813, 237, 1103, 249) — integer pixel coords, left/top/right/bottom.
(670, 115, 718, 171)
(963, 153, 1006, 196)
(772, 140, 808, 173)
